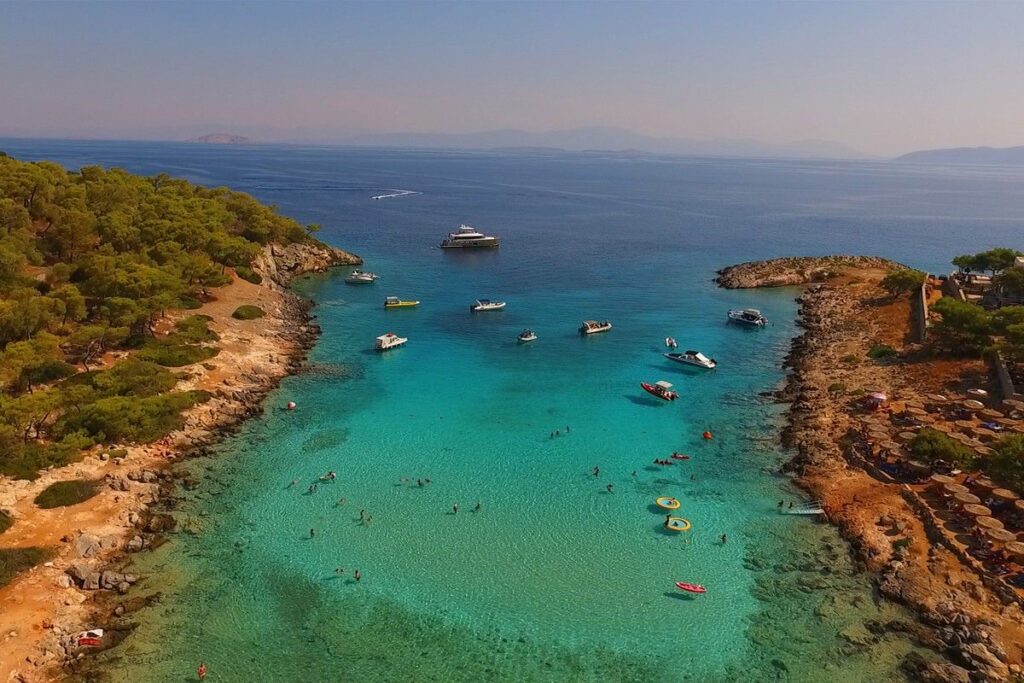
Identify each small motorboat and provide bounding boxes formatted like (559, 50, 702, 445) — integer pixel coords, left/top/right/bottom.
(384, 296, 420, 309)
(375, 332, 407, 351)
(727, 308, 767, 327)
(664, 350, 717, 369)
(665, 337, 678, 349)
(471, 299, 506, 312)
(641, 380, 677, 401)
(346, 270, 379, 284)
(675, 582, 707, 594)
(579, 320, 612, 335)
(517, 329, 537, 343)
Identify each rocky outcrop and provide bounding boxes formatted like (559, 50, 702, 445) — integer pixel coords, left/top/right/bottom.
(716, 255, 903, 289)
(253, 240, 361, 288)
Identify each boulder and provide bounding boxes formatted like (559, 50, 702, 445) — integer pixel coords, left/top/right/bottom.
(74, 534, 102, 558)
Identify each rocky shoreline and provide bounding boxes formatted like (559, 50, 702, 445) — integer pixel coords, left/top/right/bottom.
(721, 257, 1023, 682)
(0, 239, 359, 682)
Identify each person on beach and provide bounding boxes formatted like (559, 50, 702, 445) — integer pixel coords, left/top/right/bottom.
(453, 503, 459, 514)
(606, 483, 613, 493)
(198, 662, 207, 680)
(354, 569, 362, 582)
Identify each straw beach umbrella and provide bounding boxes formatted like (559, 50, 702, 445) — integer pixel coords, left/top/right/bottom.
(954, 420, 976, 431)
(953, 492, 981, 506)
(897, 431, 917, 444)
(1014, 499, 1024, 514)
(929, 473, 955, 486)
(1005, 541, 1024, 561)
(974, 427, 997, 441)
(926, 394, 948, 403)
(944, 483, 970, 496)
(987, 528, 1016, 544)
(963, 400, 985, 412)
(992, 488, 1019, 502)
(980, 409, 1004, 419)
(976, 516, 1005, 530)
(963, 504, 992, 517)
(972, 477, 997, 494)
(907, 407, 928, 417)
(974, 445, 995, 458)
(997, 417, 1018, 427)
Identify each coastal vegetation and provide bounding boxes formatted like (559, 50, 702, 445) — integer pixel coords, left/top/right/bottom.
(0, 153, 323, 478)
(908, 428, 975, 468)
(0, 547, 52, 588)
(0, 509, 10, 534)
(984, 435, 1024, 492)
(952, 248, 1022, 275)
(33, 478, 102, 509)
(880, 267, 925, 297)
(231, 304, 264, 320)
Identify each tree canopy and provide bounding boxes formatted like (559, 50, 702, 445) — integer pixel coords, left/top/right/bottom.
(952, 248, 1022, 274)
(0, 153, 319, 478)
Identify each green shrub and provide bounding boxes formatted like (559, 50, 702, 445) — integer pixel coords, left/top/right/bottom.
(840, 354, 859, 365)
(56, 391, 210, 444)
(0, 547, 52, 588)
(827, 382, 846, 396)
(881, 268, 926, 297)
(174, 315, 219, 343)
(909, 428, 975, 468)
(90, 358, 178, 397)
(983, 434, 1024, 491)
(137, 337, 218, 367)
(0, 510, 11, 535)
(867, 344, 898, 359)
(0, 428, 90, 480)
(178, 294, 203, 310)
(231, 305, 264, 320)
(34, 479, 102, 509)
(235, 266, 262, 285)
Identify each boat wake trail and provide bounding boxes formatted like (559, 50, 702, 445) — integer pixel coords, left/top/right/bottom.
(371, 189, 422, 200)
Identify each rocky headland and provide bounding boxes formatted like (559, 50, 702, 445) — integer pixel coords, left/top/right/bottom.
(0, 240, 360, 681)
(720, 257, 1024, 683)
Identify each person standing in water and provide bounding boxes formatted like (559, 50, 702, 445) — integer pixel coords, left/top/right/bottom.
(474, 502, 482, 512)
(720, 534, 727, 544)
(606, 483, 613, 493)
(453, 503, 459, 514)
(354, 569, 361, 582)
(198, 662, 207, 680)
(592, 466, 600, 477)
(310, 528, 315, 539)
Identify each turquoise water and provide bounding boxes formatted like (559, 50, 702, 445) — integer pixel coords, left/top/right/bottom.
(7, 141, 1024, 680)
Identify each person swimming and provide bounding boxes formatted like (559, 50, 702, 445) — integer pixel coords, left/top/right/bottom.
(474, 502, 482, 512)
(606, 483, 613, 493)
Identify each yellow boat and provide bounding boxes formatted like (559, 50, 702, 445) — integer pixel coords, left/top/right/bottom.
(384, 296, 420, 309)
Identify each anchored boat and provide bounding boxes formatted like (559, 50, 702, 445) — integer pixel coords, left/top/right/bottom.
(375, 332, 407, 351)
(579, 320, 612, 335)
(440, 224, 500, 249)
(641, 380, 677, 401)
(346, 270, 379, 284)
(727, 308, 767, 326)
(664, 350, 717, 369)
(517, 329, 537, 343)
(470, 299, 506, 312)
(384, 296, 420, 309)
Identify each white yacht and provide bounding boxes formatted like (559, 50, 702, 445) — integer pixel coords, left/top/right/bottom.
(664, 350, 717, 369)
(517, 329, 537, 343)
(346, 270, 379, 284)
(440, 225, 500, 249)
(579, 320, 612, 335)
(727, 308, 767, 327)
(471, 299, 506, 312)
(375, 332, 407, 351)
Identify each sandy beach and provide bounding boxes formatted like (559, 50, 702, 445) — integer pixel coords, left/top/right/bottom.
(0, 242, 358, 682)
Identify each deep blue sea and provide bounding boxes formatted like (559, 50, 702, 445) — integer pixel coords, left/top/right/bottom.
(4, 140, 1024, 681)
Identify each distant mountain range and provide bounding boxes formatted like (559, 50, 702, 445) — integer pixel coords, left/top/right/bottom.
(337, 127, 867, 159)
(3, 125, 867, 159)
(895, 145, 1024, 165)
(188, 134, 253, 144)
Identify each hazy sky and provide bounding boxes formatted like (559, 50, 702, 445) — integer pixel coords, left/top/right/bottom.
(1, 1, 1023, 155)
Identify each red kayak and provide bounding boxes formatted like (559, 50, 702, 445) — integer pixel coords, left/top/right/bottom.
(675, 582, 707, 594)
(641, 381, 677, 401)
(670, 453, 690, 460)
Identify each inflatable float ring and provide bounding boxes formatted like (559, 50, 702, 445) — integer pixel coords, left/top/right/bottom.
(665, 517, 692, 532)
(656, 497, 681, 510)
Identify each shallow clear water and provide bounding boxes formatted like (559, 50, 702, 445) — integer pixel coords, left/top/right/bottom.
(6, 140, 1024, 681)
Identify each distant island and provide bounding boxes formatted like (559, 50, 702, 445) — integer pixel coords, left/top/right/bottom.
(895, 145, 1024, 165)
(187, 133, 253, 144)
